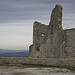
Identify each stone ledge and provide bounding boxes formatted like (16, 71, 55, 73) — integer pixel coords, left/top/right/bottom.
(0, 57, 75, 69)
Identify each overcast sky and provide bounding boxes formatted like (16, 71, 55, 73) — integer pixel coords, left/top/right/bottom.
(0, 0, 75, 50)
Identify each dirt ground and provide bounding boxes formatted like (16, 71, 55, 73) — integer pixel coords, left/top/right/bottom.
(0, 65, 75, 75)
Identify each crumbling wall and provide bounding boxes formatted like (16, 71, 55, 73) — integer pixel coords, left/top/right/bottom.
(40, 4, 68, 58)
(0, 57, 75, 69)
(33, 21, 48, 45)
(29, 4, 75, 59)
(65, 29, 75, 58)
(29, 21, 48, 58)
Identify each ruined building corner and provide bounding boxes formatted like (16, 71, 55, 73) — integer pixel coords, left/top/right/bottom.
(29, 4, 75, 59)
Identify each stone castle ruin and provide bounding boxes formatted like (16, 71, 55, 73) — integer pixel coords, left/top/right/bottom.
(0, 4, 75, 68)
(29, 4, 75, 59)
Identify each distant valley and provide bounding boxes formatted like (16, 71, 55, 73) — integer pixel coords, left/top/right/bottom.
(0, 49, 29, 57)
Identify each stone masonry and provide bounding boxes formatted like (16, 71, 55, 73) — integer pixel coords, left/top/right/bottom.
(29, 4, 75, 59)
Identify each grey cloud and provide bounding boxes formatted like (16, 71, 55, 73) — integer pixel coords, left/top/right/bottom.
(0, 0, 51, 23)
(0, 0, 75, 24)
(36, 0, 75, 4)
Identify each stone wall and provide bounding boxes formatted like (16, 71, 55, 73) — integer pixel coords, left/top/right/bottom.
(29, 21, 48, 58)
(40, 4, 67, 58)
(65, 29, 75, 58)
(0, 57, 75, 69)
(29, 4, 72, 59)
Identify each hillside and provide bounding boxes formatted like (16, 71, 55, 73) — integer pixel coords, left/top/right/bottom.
(0, 49, 29, 57)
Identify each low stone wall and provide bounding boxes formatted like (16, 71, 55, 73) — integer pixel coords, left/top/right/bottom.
(0, 57, 75, 69)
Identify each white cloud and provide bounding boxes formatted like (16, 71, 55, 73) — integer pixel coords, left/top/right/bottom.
(0, 21, 33, 50)
(0, 35, 32, 50)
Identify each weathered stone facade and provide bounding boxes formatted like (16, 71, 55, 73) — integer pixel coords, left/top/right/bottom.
(29, 4, 75, 59)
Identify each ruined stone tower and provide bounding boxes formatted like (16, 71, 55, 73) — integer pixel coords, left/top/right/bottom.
(29, 4, 75, 58)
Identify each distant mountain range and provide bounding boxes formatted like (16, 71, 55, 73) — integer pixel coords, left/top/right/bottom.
(0, 49, 29, 57)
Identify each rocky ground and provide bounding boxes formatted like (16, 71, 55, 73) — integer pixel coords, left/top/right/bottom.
(0, 65, 75, 75)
